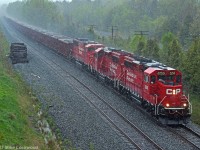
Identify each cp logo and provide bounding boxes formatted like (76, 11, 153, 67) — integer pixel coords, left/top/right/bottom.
(166, 89, 181, 95)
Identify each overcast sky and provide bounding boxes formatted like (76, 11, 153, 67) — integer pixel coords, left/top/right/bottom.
(0, 0, 72, 5)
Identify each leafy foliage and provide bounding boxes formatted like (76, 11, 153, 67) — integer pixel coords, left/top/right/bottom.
(7, 0, 63, 32)
(160, 32, 176, 64)
(0, 28, 45, 148)
(168, 39, 182, 68)
(182, 38, 200, 94)
(130, 35, 147, 54)
(144, 39, 160, 61)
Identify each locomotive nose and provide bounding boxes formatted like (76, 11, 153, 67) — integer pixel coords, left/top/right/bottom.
(164, 96, 189, 108)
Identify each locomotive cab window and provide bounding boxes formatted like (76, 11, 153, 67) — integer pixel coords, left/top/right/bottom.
(124, 61, 133, 69)
(88, 47, 95, 51)
(176, 75, 181, 84)
(95, 51, 104, 58)
(73, 40, 79, 46)
(112, 56, 119, 63)
(144, 75, 149, 83)
(150, 75, 156, 84)
(158, 75, 175, 85)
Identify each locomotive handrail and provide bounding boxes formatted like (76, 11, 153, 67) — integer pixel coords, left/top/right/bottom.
(189, 103, 192, 114)
(181, 94, 192, 114)
(88, 56, 94, 70)
(187, 94, 192, 114)
(188, 94, 192, 114)
(114, 70, 126, 89)
(116, 70, 125, 80)
(158, 96, 167, 107)
(157, 96, 167, 115)
(154, 94, 158, 115)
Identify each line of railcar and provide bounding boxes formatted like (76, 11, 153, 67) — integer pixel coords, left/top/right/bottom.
(5, 16, 192, 125)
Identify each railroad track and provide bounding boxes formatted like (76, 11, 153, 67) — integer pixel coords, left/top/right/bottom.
(167, 125, 200, 149)
(4, 20, 164, 150)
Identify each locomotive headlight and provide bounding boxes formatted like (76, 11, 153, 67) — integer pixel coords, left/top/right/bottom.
(166, 103, 170, 107)
(183, 103, 187, 107)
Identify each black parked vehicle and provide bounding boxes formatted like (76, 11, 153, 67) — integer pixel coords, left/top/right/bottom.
(9, 43, 28, 64)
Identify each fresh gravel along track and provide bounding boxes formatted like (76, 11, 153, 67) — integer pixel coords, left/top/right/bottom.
(1, 17, 200, 150)
(167, 125, 200, 149)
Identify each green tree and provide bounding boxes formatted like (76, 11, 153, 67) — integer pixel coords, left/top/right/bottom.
(6, 1, 24, 19)
(183, 38, 200, 94)
(160, 32, 176, 64)
(179, 14, 194, 45)
(168, 39, 182, 68)
(7, 0, 62, 32)
(130, 35, 146, 55)
(137, 41, 145, 56)
(189, 6, 200, 36)
(144, 38, 160, 60)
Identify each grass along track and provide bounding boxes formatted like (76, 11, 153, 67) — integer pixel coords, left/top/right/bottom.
(191, 94, 200, 126)
(0, 25, 46, 148)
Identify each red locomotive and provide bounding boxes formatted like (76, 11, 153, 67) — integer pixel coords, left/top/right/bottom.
(5, 16, 192, 124)
(121, 55, 191, 124)
(72, 38, 104, 68)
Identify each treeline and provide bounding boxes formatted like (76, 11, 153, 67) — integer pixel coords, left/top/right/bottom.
(6, 0, 200, 94)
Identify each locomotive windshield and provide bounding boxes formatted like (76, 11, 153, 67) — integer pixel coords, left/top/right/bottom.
(94, 50, 104, 58)
(158, 75, 174, 85)
(158, 75, 182, 85)
(176, 75, 181, 83)
(158, 75, 174, 81)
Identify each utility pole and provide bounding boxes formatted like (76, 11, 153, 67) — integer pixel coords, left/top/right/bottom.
(88, 24, 97, 40)
(108, 25, 118, 40)
(134, 31, 149, 56)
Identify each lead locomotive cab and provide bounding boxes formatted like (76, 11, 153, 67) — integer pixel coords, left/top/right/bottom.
(9, 43, 29, 64)
(142, 67, 192, 124)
